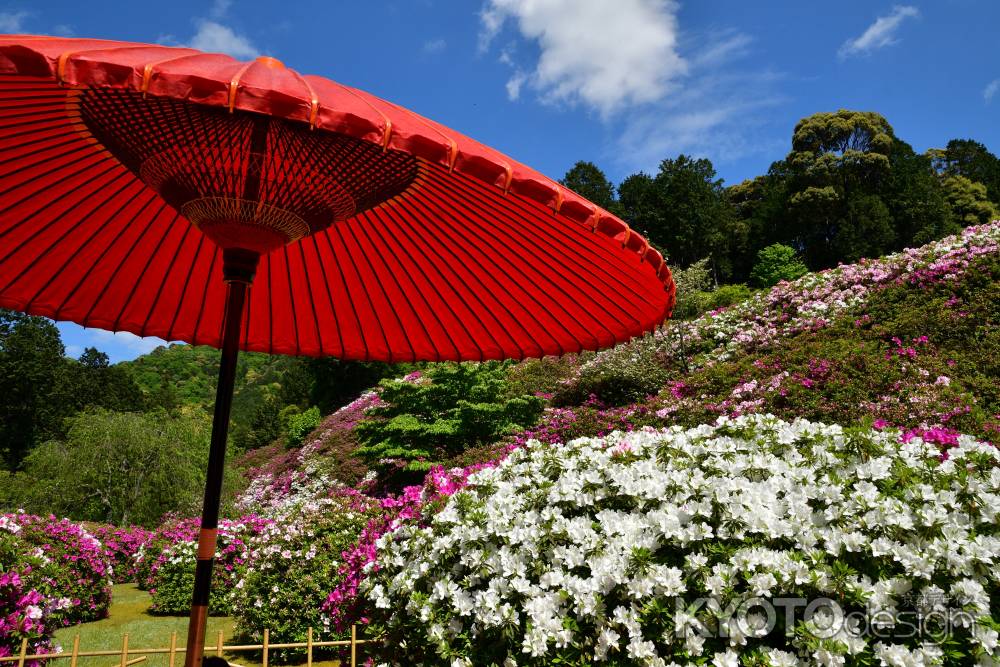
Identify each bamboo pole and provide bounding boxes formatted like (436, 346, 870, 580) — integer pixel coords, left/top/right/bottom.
(350, 625, 356, 667)
(216, 632, 223, 658)
(168, 632, 177, 667)
(305, 628, 312, 667)
(120, 633, 129, 667)
(16, 639, 26, 667)
(261, 630, 269, 667)
(70, 636, 80, 667)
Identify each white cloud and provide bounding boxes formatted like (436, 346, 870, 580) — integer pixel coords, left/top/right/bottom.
(615, 67, 787, 171)
(838, 5, 920, 60)
(985, 78, 1000, 103)
(188, 20, 259, 59)
(0, 10, 28, 32)
(89, 329, 170, 358)
(422, 38, 447, 54)
(480, 0, 686, 118)
(506, 70, 527, 100)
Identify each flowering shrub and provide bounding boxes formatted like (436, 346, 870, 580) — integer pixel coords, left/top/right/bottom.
(146, 515, 270, 616)
(1, 513, 114, 665)
(231, 495, 378, 662)
(320, 465, 489, 632)
(562, 222, 1000, 404)
(89, 523, 153, 583)
(5, 513, 112, 625)
(363, 416, 1000, 666)
(237, 391, 381, 515)
(1, 519, 55, 665)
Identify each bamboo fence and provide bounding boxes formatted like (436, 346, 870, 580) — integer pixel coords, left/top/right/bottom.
(0, 626, 369, 667)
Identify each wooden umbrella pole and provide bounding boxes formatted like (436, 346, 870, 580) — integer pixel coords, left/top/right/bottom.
(184, 248, 259, 667)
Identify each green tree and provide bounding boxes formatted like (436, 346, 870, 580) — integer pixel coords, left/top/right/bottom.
(928, 138, 1000, 206)
(355, 363, 543, 487)
(749, 243, 809, 287)
(940, 174, 1000, 225)
(12, 409, 219, 527)
(784, 110, 897, 267)
(885, 139, 958, 246)
(0, 311, 68, 469)
(285, 406, 322, 449)
(618, 155, 740, 279)
(560, 160, 617, 211)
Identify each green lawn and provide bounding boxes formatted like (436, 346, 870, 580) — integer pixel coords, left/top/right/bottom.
(53, 585, 344, 667)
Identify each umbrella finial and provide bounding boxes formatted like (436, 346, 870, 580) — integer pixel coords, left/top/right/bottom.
(254, 56, 284, 69)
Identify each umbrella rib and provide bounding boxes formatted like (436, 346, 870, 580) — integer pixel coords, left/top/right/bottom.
(385, 198, 530, 359)
(376, 201, 506, 361)
(282, 245, 302, 356)
(77, 189, 162, 326)
(438, 166, 659, 305)
(0, 149, 114, 216)
(165, 234, 207, 342)
(403, 186, 565, 356)
(0, 123, 77, 152)
(365, 207, 466, 361)
(430, 172, 648, 338)
(438, 168, 657, 313)
(417, 177, 596, 352)
(309, 233, 347, 357)
(138, 216, 189, 338)
(23, 181, 149, 313)
(327, 223, 389, 362)
(106, 198, 172, 331)
(190, 248, 220, 347)
(355, 210, 449, 362)
(0, 169, 135, 290)
(295, 240, 327, 357)
(339, 217, 413, 362)
(0, 108, 68, 129)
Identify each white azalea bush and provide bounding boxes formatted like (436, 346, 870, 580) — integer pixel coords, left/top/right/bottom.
(362, 415, 1000, 666)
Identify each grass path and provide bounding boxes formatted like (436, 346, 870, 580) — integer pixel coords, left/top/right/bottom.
(53, 585, 342, 667)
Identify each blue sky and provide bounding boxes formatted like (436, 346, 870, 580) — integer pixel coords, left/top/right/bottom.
(3, 0, 998, 362)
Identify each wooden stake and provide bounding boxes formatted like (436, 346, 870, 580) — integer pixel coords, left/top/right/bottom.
(262, 629, 269, 667)
(216, 631, 224, 658)
(306, 627, 312, 667)
(168, 632, 177, 667)
(350, 625, 356, 667)
(70, 636, 80, 667)
(16, 639, 27, 667)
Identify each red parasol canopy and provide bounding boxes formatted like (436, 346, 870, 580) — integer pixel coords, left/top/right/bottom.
(0, 35, 676, 666)
(0, 36, 675, 361)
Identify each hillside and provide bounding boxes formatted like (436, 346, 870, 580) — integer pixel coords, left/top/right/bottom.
(240, 221, 1000, 507)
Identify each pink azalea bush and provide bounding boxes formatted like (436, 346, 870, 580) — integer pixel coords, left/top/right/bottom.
(88, 524, 153, 583)
(1, 513, 113, 665)
(320, 464, 494, 632)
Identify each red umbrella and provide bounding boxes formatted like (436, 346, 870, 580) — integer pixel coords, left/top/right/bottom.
(0, 36, 675, 665)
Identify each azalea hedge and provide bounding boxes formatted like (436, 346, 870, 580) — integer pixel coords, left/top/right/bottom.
(362, 416, 1000, 666)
